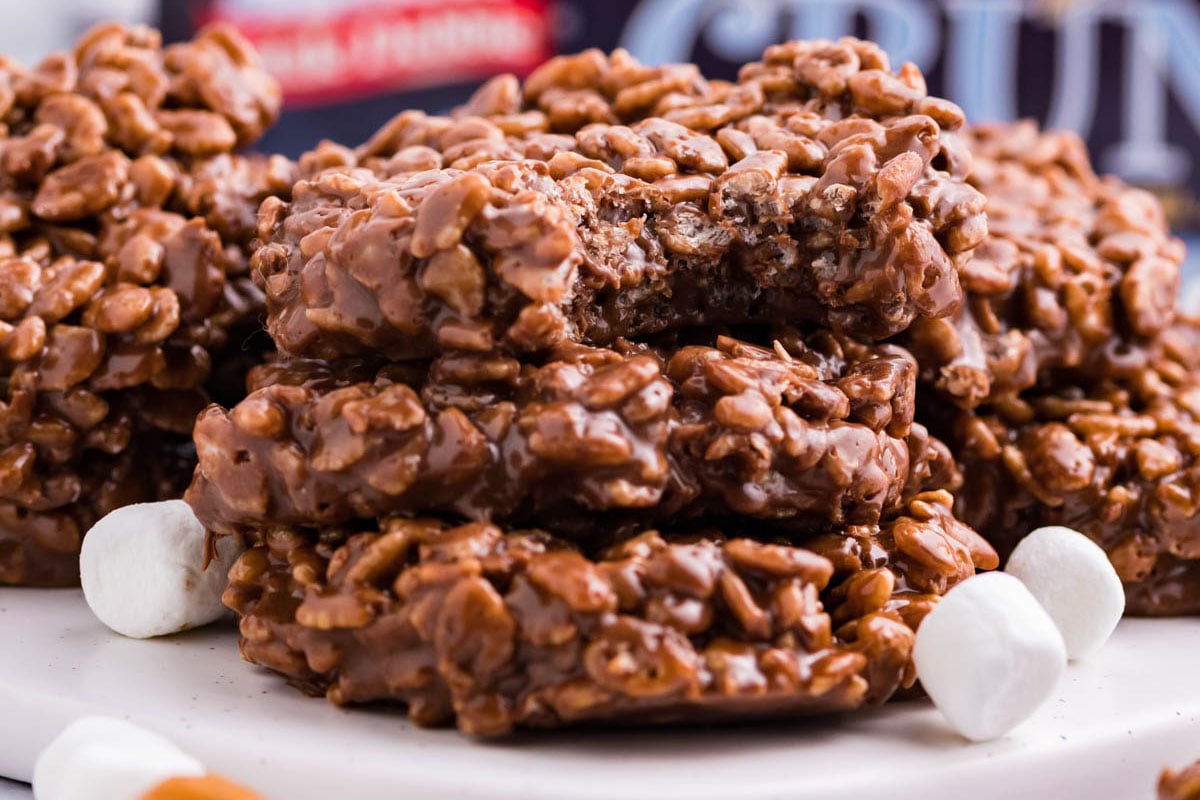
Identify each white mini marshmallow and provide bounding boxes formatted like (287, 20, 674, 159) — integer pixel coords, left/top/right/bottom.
(33, 716, 204, 800)
(913, 572, 1067, 742)
(1005, 525, 1125, 660)
(80, 500, 242, 639)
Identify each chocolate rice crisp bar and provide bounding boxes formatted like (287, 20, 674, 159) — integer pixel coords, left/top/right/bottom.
(953, 321, 1200, 615)
(893, 121, 1200, 614)
(224, 491, 996, 736)
(253, 39, 986, 361)
(186, 332, 959, 540)
(0, 23, 284, 585)
(904, 121, 1184, 410)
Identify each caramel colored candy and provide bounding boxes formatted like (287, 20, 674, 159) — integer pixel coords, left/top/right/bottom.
(142, 775, 266, 800)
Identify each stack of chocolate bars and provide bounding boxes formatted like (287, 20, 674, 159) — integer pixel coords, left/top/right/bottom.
(2, 28, 1196, 736)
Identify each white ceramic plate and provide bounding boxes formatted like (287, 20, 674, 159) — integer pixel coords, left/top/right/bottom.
(2, 588, 1199, 800)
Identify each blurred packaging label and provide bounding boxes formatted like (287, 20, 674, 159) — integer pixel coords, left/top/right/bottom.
(191, 1, 552, 106)
(162, 0, 1200, 229)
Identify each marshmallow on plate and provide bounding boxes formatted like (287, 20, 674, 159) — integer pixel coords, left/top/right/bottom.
(1005, 525, 1126, 661)
(80, 500, 242, 639)
(33, 717, 204, 800)
(913, 572, 1067, 742)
